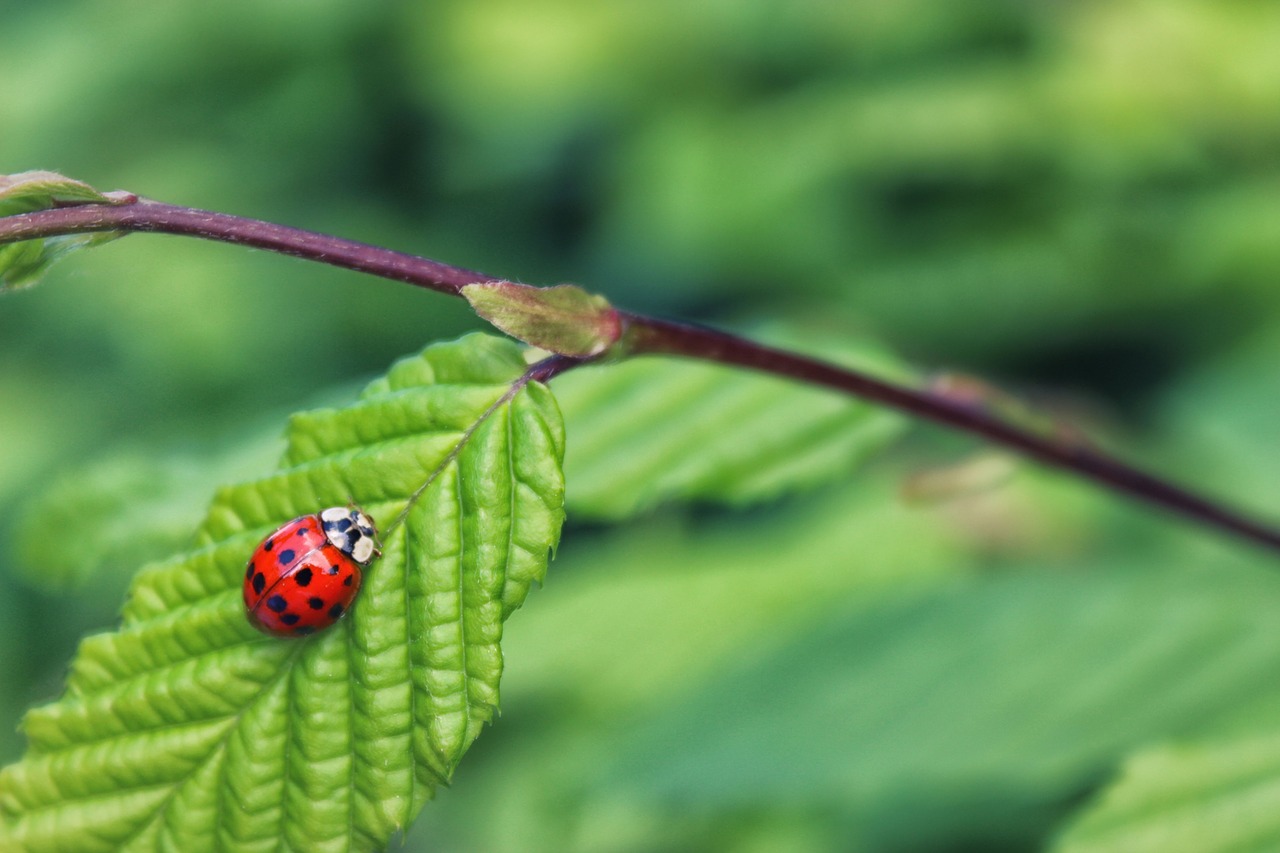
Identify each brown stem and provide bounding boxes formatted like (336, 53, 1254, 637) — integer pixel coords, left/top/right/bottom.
(622, 314, 1280, 552)
(0, 199, 498, 295)
(4, 200, 1279, 555)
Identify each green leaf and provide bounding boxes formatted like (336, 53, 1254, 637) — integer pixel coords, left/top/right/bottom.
(554, 330, 913, 519)
(586, 561, 1280, 850)
(0, 170, 132, 291)
(500, 475, 961, 716)
(1053, 731, 1280, 853)
(13, 438, 281, 593)
(0, 333, 566, 852)
(404, 473, 964, 851)
(0, 171, 117, 212)
(9, 385, 368, 595)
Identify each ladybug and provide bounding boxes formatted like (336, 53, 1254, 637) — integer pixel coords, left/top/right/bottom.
(243, 506, 380, 636)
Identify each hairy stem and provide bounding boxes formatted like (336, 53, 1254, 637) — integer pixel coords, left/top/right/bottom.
(4, 200, 1279, 555)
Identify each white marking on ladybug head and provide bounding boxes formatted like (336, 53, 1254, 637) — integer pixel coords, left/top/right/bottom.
(352, 536, 375, 564)
(319, 506, 380, 563)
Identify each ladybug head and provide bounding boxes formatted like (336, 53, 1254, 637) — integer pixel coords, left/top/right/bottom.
(319, 506, 381, 565)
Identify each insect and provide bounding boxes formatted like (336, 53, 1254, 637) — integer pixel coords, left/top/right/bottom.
(243, 506, 381, 637)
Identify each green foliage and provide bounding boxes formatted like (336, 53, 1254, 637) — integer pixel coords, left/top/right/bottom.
(554, 333, 911, 519)
(13, 437, 281, 592)
(0, 171, 124, 291)
(406, 473, 964, 851)
(0, 334, 566, 852)
(0, 171, 114, 212)
(1159, 330, 1280, 517)
(504, 476, 961, 717)
(401, 505, 1280, 851)
(6, 2, 1280, 850)
(11, 330, 910, 596)
(14, 454, 207, 590)
(1054, 731, 1280, 852)
(602, 562, 1280, 849)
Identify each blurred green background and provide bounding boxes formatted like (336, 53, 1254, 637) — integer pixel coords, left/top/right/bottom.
(5, 2, 1280, 850)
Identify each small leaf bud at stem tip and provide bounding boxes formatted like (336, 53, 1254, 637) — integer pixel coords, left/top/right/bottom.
(462, 281, 622, 358)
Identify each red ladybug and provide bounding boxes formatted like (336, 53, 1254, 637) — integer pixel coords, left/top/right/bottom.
(243, 506, 380, 636)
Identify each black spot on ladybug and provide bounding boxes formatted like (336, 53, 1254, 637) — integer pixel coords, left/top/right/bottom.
(297, 527, 309, 537)
(327, 563, 340, 575)
(343, 574, 354, 586)
(328, 603, 344, 619)
(245, 562, 255, 580)
(267, 595, 288, 613)
(263, 539, 274, 552)
(294, 567, 313, 587)
(308, 597, 324, 610)
(278, 549, 296, 565)
(280, 612, 300, 626)
(295, 626, 316, 636)
(252, 573, 266, 594)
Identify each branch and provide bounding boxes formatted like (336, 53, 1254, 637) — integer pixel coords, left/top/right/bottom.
(4, 200, 1279, 555)
(621, 315, 1280, 553)
(0, 199, 497, 295)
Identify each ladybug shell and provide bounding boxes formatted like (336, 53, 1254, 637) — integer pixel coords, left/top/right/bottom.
(243, 514, 364, 637)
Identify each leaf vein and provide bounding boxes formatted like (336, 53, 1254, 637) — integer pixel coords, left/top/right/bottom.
(112, 643, 303, 851)
(453, 463, 471, 768)
(274, 658, 296, 853)
(403, 520, 418, 811)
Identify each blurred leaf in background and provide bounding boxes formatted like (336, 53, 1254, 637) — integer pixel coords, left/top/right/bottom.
(4, 0, 1280, 850)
